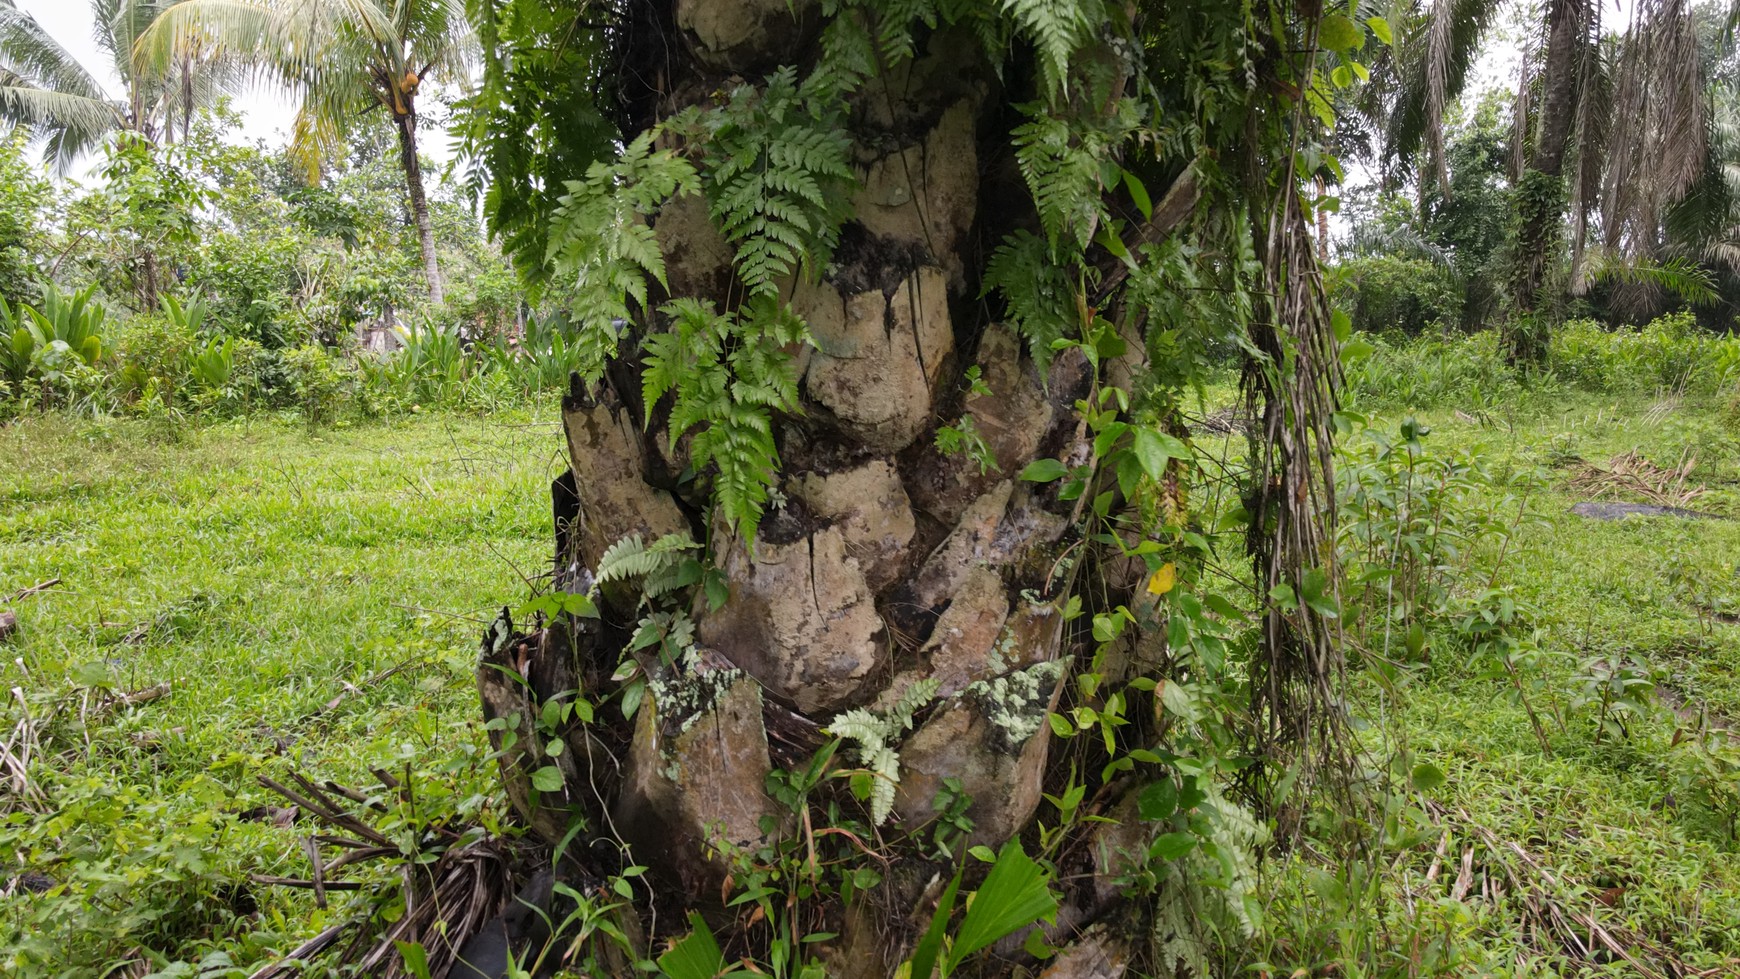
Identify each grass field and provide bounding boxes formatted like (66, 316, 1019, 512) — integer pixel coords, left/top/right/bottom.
(0, 409, 566, 976)
(1, 385, 1737, 975)
(1260, 388, 1740, 973)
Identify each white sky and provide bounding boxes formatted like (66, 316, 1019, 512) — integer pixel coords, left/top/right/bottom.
(19, 0, 298, 151)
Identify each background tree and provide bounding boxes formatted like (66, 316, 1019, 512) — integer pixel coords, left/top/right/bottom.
(139, 0, 474, 304)
(0, 0, 237, 171)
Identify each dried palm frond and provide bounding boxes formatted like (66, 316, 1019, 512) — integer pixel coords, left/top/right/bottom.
(1242, 142, 1349, 824)
(1565, 448, 1705, 507)
(244, 768, 536, 979)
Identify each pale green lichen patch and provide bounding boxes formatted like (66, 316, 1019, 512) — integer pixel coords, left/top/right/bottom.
(648, 668, 750, 774)
(964, 659, 1066, 750)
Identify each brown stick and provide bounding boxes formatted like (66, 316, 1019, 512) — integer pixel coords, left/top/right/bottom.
(249, 875, 363, 892)
(245, 920, 355, 979)
(7, 578, 60, 602)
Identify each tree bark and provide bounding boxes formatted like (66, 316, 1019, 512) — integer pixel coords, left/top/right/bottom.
(1507, 0, 1588, 363)
(395, 111, 445, 306)
(471, 3, 1338, 975)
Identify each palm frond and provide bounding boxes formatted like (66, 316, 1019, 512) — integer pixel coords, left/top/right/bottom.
(1382, 0, 1504, 181)
(1581, 248, 1717, 305)
(0, 0, 122, 168)
(139, 0, 471, 174)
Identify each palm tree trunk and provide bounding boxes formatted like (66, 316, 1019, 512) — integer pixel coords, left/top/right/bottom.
(395, 111, 445, 306)
(1507, 0, 1587, 364)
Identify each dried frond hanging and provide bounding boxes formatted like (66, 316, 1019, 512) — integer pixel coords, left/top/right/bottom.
(1241, 150, 1349, 822)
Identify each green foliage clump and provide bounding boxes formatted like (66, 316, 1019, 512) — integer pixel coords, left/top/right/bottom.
(1343, 329, 1519, 409)
(642, 297, 809, 541)
(280, 344, 349, 428)
(0, 132, 50, 305)
(1550, 314, 1740, 395)
(1331, 254, 1462, 336)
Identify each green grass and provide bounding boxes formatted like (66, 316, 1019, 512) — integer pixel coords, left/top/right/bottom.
(2, 382, 1737, 976)
(0, 409, 566, 976)
(1261, 388, 1740, 974)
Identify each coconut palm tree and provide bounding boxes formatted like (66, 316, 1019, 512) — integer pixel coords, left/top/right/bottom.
(0, 0, 234, 172)
(138, 0, 473, 304)
(0, 0, 121, 171)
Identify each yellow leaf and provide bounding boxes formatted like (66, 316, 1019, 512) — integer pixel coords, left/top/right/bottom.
(1147, 562, 1177, 596)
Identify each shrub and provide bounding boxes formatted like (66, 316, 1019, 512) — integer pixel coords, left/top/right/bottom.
(1343, 330, 1523, 409)
(1, 284, 112, 410)
(111, 312, 197, 407)
(1330, 254, 1462, 337)
(1549, 313, 1740, 395)
(361, 321, 469, 407)
(280, 344, 348, 427)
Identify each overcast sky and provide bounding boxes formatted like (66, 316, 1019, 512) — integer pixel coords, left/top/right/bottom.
(19, 0, 299, 155)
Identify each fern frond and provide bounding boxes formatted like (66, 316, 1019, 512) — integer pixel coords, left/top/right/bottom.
(983, 230, 1074, 372)
(595, 531, 700, 586)
(546, 132, 700, 380)
(999, 0, 1103, 99)
(702, 69, 856, 295)
(891, 677, 941, 729)
(825, 680, 940, 825)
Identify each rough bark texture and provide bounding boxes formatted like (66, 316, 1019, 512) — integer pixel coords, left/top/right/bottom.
(478, 5, 1094, 950)
(1508, 0, 1589, 361)
(396, 112, 445, 306)
(471, 5, 1279, 975)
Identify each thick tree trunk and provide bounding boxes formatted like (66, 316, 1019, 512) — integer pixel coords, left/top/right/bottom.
(395, 111, 445, 306)
(475, 12, 1106, 967)
(471, 3, 1335, 976)
(1507, 0, 1587, 364)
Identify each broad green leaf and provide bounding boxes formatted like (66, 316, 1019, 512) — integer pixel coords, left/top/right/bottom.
(1319, 13, 1363, 52)
(1137, 778, 1178, 821)
(1148, 832, 1198, 860)
(1020, 458, 1068, 483)
(659, 913, 727, 979)
(1410, 762, 1447, 792)
(395, 941, 433, 979)
(531, 766, 565, 793)
(1131, 428, 1190, 481)
(1122, 168, 1152, 221)
(1331, 308, 1353, 342)
(1366, 15, 1393, 44)
(943, 841, 1059, 973)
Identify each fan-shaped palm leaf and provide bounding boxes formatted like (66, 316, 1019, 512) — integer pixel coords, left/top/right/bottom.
(0, 0, 122, 171)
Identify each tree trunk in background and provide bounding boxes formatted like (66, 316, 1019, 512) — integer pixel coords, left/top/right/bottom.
(396, 111, 445, 306)
(1507, 0, 1587, 364)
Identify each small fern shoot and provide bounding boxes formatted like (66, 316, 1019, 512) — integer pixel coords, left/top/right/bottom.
(827, 678, 941, 825)
(674, 68, 856, 295)
(642, 297, 810, 542)
(594, 532, 700, 587)
(983, 231, 1074, 371)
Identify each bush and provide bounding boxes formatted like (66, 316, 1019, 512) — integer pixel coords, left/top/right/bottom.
(280, 344, 349, 427)
(1331, 255, 1462, 337)
(1549, 313, 1740, 395)
(1343, 330, 1524, 409)
(111, 312, 197, 407)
